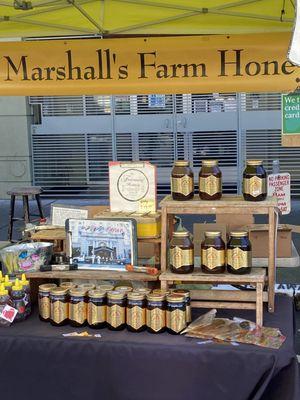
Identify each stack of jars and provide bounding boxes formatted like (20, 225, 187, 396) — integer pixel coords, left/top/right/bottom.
(170, 230, 252, 275)
(38, 283, 191, 335)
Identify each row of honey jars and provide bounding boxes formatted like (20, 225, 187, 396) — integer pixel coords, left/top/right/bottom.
(201, 231, 252, 275)
(171, 159, 267, 202)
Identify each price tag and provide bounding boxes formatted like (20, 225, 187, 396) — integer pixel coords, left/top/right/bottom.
(138, 199, 156, 213)
(0, 305, 18, 323)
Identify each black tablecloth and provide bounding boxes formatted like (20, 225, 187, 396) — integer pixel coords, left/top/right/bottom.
(0, 294, 299, 400)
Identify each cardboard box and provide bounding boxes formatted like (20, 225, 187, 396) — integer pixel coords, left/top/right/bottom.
(193, 223, 227, 256)
(216, 214, 254, 232)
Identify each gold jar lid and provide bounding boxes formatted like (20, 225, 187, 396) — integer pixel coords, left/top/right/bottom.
(107, 290, 126, 300)
(136, 287, 152, 295)
(96, 284, 114, 292)
(114, 285, 133, 293)
(166, 294, 185, 303)
(152, 289, 170, 296)
(246, 160, 263, 166)
(88, 289, 106, 299)
(127, 291, 145, 301)
(50, 287, 68, 296)
(172, 289, 190, 298)
(69, 288, 87, 297)
(202, 160, 218, 167)
(60, 281, 77, 289)
(230, 231, 248, 237)
(205, 231, 221, 238)
(77, 283, 96, 290)
(174, 160, 189, 167)
(173, 231, 189, 237)
(39, 283, 57, 293)
(147, 292, 166, 301)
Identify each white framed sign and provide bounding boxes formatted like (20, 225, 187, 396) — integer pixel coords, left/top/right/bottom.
(51, 204, 88, 227)
(268, 173, 291, 215)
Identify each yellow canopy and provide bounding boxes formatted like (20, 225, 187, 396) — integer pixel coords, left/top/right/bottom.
(0, 0, 295, 38)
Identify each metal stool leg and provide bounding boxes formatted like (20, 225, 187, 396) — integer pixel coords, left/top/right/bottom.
(35, 194, 44, 219)
(22, 195, 30, 224)
(8, 195, 15, 241)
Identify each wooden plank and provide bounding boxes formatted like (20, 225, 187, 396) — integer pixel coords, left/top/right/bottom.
(191, 301, 256, 310)
(165, 206, 269, 215)
(138, 237, 161, 243)
(31, 229, 66, 240)
(160, 207, 168, 272)
(256, 282, 263, 326)
(190, 289, 268, 302)
(268, 208, 276, 312)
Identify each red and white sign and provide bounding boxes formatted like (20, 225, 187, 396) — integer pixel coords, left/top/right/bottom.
(268, 173, 291, 215)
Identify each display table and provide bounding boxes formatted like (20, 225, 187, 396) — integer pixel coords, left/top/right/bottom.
(0, 295, 298, 400)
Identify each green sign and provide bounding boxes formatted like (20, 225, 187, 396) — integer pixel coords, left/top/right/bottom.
(282, 93, 300, 135)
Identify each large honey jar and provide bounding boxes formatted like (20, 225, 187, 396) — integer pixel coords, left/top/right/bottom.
(201, 232, 226, 274)
(243, 160, 267, 201)
(38, 283, 57, 322)
(227, 232, 252, 275)
(199, 160, 222, 200)
(87, 289, 106, 329)
(106, 290, 126, 331)
(50, 287, 69, 327)
(126, 291, 146, 333)
(69, 288, 87, 327)
(146, 293, 166, 334)
(169, 231, 194, 274)
(172, 289, 192, 323)
(166, 294, 186, 334)
(171, 161, 194, 201)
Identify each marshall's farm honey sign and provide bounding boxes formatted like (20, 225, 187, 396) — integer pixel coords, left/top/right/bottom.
(0, 32, 298, 95)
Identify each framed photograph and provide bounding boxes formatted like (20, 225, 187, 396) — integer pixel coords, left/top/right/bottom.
(66, 218, 137, 270)
(51, 204, 88, 227)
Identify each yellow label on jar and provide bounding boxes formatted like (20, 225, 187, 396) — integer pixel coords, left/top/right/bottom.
(107, 304, 125, 328)
(39, 296, 50, 320)
(170, 246, 194, 269)
(51, 300, 68, 324)
(199, 175, 221, 196)
(201, 247, 225, 270)
(243, 176, 266, 197)
(166, 309, 186, 333)
(171, 175, 193, 196)
(126, 306, 146, 330)
(69, 301, 87, 324)
(146, 308, 165, 332)
(87, 303, 106, 325)
(227, 248, 252, 270)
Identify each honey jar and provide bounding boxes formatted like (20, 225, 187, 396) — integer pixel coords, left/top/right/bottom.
(50, 287, 69, 327)
(243, 160, 267, 201)
(69, 288, 87, 327)
(87, 289, 106, 329)
(172, 289, 191, 323)
(136, 287, 152, 295)
(77, 283, 96, 291)
(171, 161, 194, 201)
(60, 281, 77, 290)
(96, 284, 114, 293)
(169, 231, 194, 274)
(146, 293, 166, 334)
(114, 285, 133, 294)
(106, 290, 126, 331)
(38, 283, 57, 322)
(166, 294, 187, 334)
(199, 160, 222, 200)
(201, 232, 226, 274)
(126, 291, 146, 333)
(227, 232, 252, 275)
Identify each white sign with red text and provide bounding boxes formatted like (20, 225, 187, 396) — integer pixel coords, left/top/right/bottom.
(268, 173, 291, 215)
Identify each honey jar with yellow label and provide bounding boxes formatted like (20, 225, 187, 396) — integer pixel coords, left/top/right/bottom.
(227, 232, 252, 275)
(50, 287, 69, 327)
(87, 289, 106, 329)
(166, 294, 187, 334)
(199, 160, 222, 200)
(172, 289, 191, 323)
(169, 231, 194, 274)
(201, 232, 226, 274)
(38, 283, 57, 322)
(106, 290, 126, 331)
(243, 160, 267, 201)
(126, 291, 146, 333)
(146, 293, 166, 334)
(69, 288, 87, 327)
(171, 161, 194, 201)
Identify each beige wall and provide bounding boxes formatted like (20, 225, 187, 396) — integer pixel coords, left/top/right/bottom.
(0, 96, 32, 198)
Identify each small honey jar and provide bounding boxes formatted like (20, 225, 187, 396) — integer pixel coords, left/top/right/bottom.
(146, 293, 166, 334)
(126, 291, 146, 333)
(69, 288, 87, 328)
(106, 290, 126, 331)
(87, 289, 107, 329)
(38, 283, 57, 322)
(50, 287, 69, 327)
(166, 294, 187, 334)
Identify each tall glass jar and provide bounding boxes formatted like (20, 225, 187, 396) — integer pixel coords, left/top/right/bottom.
(50, 287, 69, 327)
(169, 231, 194, 274)
(243, 160, 267, 201)
(106, 290, 126, 331)
(126, 291, 146, 333)
(38, 283, 57, 322)
(146, 293, 166, 334)
(171, 161, 194, 201)
(166, 294, 187, 334)
(199, 160, 222, 200)
(87, 289, 106, 329)
(69, 288, 87, 327)
(201, 232, 226, 274)
(227, 232, 252, 275)
(172, 289, 191, 324)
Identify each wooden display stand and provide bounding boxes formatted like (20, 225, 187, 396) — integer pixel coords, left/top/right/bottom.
(159, 195, 278, 325)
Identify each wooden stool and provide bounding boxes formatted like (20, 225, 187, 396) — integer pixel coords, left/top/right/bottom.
(7, 186, 44, 241)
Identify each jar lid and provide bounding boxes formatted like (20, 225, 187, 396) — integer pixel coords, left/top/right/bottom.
(39, 283, 57, 292)
(172, 289, 190, 298)
(107, 290, 126, 300)
(96, 284, 114, 292)
(88, 289, 106, 299)
(114, 286, 133, 293)
(173, 231, 189, 237)
(77, 283, 95, 290)
(127, 291, 145, 301)
(230, 231, 248, 237)
(50, 287, 68, 296)
(174, 160, 189, 167)
(205, 231, 221, 238)
(147, 292, 166, 301)
(69, 288, 87, 297)
(202, 160, 218, 166)
(136, 287, 152, 295)
(166, 294, 185, 303)
(60, 281, 77, 289)
(246, 160, 263, 166)
(152, 289, 170, 295)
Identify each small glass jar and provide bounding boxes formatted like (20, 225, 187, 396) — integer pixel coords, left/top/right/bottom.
(38, 283, 57, 322)
(169, 231, 194, 274)
(126, 291, 146, 333)
(243, 160, 267, 201)
(96, 284, 114, 293)
(172, 289, 191, 323)
(60, 281, 77, 290)
(166, 294, 187, 334)
(199, 160, 222, 200)
(201, 232, 226, 274)
(227, 232, 252, 275)
(106, 290, 126, 331)
(69, 288, 87, 327)
(171, 161, 194, 201)
(11, 282, 26, 322)
(87, 289, 106, 329)
(50, 287, 69, 327)
(146, 293, 166, 334)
